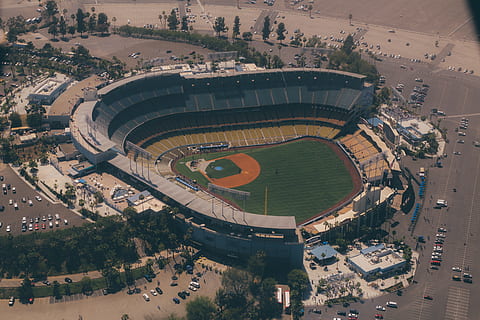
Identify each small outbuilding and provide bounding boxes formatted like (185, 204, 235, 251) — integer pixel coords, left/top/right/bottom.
(310, 244, 338, 264)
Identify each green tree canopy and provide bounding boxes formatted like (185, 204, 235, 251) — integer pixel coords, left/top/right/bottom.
(76, 9, 87, 36)
(97, 12, 109, 34)
(213, 17, 228, 37)
(232, 16, 240, 39)
(186, 296, 216, 320)
(262, 16, 270, 40)
(167, 9, 179, 30)
(276, 22, 286, 43)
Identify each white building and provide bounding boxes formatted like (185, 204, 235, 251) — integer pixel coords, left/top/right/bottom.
(28, 73, 72, 105)
(347, 244, 406, 280)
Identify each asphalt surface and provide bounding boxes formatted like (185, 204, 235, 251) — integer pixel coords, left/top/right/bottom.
(0, 164, 88, 236)
(303, 54, 480, 320)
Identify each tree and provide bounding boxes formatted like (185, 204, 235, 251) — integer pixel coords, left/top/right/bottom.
(216, 268, 251, 316)
(213, 17, 228, 37)
(53, 280, 62, 299)
(167, 9, 179, 30)
(88, 13, 97, 34)
(45, 0, 59, 22)
(181, 16, 189, 32)
(349, 13, 353, 26)
(342, 34, 354, 55)
(276, 22, 286, 44)
(97, 13, 109, 35)
(271, 55, 284, 69)
(18, 278, 34, 304)
(242, 31, 253, 41)
(308, 5, 313, 18)
(287, 269, 309, 320)
(262, 16, 270, 41)
(80, 276, 93, 295)
(58, 16, 67, 39)
(68, 25, 76, 37)
(186, 296, 216, 320)
(257, 278, 282, 320)
(102, 266, 124, 293)
(48, 17, 59, 40)
(111, 16, 117, 29)
(232, 16, 240, 39)
(124, 263, 134, 286)
(9, 112, 22, 128)
(76, 9, 87, 36)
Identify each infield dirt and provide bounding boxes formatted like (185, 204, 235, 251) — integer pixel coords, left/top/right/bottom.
(205, 153, 261, 188)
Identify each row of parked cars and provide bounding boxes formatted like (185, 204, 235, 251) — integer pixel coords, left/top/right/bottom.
(430, 227, 447, 268)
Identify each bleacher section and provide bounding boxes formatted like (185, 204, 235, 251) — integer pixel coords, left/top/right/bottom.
(340, 130, 388, 183)
(93, 70, 366, 147)
(144, 120, 343, 176)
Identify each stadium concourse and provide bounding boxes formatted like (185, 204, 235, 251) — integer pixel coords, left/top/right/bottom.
(70, 66, 393, 267)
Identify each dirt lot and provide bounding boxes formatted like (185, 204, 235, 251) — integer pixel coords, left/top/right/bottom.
(0, 164, 88, 236)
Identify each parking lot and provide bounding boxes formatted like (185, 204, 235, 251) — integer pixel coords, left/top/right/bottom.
(0, 164, 88, 236)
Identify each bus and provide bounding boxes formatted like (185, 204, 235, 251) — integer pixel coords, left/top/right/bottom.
(284, 290, 291, 314)
(276, 287, 282, 304)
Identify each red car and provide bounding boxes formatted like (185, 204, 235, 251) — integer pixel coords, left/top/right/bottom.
(41, 223, 46, 229)
(34, 224, 39, 230)
(375, 314, 384, 319)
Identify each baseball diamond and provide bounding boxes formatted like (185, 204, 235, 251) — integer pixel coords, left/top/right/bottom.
(72, 68, 371, 267)
(175, 138, 358, 223)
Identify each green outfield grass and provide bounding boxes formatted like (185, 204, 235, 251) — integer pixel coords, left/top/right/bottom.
(205, 159, 241, 179)
(175, 140, 354, 223)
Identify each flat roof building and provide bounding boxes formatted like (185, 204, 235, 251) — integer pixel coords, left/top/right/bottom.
(347, 244, 406, 280)
(28, 73, 72, 105)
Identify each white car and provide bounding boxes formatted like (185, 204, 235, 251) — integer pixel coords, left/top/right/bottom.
(9, 199, 13, 205)
(188, 285, 198, 291)
(376, 305, 386, 311)
(35, 195, 42, 201)
(6, 225, 11, 232)
(28, 200, 33, 206)
(452, 267, 462, 272)
(143, 293, 150, 301)
(150, 289, 157, 296)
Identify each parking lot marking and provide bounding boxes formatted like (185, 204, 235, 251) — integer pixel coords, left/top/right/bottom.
(444, 287, 469, 320)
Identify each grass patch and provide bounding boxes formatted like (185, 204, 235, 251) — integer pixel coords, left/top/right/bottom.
(205, 159, 241, 179)
(176, 139, 354, 223)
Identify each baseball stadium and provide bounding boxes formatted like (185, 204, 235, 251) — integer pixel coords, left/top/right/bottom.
(71, 67, 387, 267)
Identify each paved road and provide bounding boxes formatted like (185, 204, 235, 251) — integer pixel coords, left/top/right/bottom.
(303, 55, 480, 320)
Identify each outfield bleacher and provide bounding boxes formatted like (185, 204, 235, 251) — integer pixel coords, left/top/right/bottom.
(340, 130, 389, 183)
